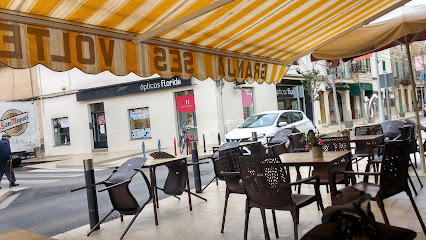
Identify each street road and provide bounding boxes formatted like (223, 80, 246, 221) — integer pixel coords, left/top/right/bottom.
(0, 160, 215, 237)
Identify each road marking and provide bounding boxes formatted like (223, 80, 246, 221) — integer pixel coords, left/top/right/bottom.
(28, 168, 104, 173)
(14, 174, 84, 178)
(1, 179, 59, 185)
(0, 193, 21, 209)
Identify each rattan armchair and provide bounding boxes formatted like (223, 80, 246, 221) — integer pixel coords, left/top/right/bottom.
(74, 157, 152, 240)
(331, 140, 426, 235)
(239, 155, 324, 240)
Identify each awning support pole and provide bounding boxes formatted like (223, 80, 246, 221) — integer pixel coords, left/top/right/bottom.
(405, 39, 426, 173)
(374, 52, 385, 123)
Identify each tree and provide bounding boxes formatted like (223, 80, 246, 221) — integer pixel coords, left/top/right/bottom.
(299, 68, 324, 102)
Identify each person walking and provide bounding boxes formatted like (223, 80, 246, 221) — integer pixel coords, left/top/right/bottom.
(0, 133, 19, 188)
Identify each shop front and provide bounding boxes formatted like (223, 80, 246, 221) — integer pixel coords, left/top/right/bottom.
(276, 85, 305, 111)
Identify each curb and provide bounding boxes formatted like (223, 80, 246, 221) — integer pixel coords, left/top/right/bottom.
(0, 189, 13, 203)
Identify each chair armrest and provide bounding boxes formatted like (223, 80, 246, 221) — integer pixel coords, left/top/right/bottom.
(71, 181, 105, 192)
(288, 175, 319, 186)
(220, 171, 240, 176)
(98, 179, 132, 192)
(333, 170, 380, 176)
(187, 160, 210, 166)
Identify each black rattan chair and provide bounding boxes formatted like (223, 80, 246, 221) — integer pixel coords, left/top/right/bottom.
(74, 157, 152, 240)
(218, 143, 244, 233)
(239, 155, 324, 240)
(380, 120, 404, 141)
(331, 140, 426, 235)
(149, 151, 207, 203)
(266, 129, 292, 145)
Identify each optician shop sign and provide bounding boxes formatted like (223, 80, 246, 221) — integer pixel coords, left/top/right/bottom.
(76, 76, 191, 101)
(276, 86, 304, 99)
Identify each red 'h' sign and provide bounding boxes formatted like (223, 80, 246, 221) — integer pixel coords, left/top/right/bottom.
(176, 94, 195, 113)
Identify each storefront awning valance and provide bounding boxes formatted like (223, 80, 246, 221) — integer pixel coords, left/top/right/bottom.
(328, 87, 350, 92)
(0, 0, 408, 83)
(349, 83, 373, 96)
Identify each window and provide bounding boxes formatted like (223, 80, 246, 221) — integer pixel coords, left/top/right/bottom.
(241, 88, 254, 120)
(395, 62, 399, 78)
(277, 114, 290, 125)
(129, 107, 151, 139)
(53, 117, 70, 146)
(352, 59, 371, 73)
(402, 63, 406, 80)
(290, 112, 304, 123)
(382, 60, 386, 71)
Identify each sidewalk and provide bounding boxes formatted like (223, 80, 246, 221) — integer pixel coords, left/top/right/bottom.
(316, 111, 418, 135)
(53, 160, 426, 240)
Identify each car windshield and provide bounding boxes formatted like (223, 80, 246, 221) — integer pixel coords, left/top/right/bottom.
(239, 113, 279, 128)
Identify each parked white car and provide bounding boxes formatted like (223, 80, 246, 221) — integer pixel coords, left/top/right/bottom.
(224, 110, 315, 145)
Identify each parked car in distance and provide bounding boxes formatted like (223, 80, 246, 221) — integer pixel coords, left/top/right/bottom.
(423, 106, 426, 116)
(224, 110, 315, 145)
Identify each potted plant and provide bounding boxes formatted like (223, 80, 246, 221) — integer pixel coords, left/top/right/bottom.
(302, 131, 327, 158)
(337, 129, 350, 137)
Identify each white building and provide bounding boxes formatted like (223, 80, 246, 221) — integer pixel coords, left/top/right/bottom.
(32, 65, 277, 156)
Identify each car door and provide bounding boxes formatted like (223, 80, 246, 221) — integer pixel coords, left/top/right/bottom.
(292, 112, 310, 133)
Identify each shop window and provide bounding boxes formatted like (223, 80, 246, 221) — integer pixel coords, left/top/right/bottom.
(242, 88, 254, 120)
(129, 107, 151, 139)
(53, 117, 70, 146)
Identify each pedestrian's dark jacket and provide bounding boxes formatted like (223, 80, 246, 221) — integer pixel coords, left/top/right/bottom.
(0, 138, 12, 163)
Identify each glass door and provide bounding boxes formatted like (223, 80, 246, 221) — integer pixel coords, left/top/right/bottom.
(90, 103, 108, 149)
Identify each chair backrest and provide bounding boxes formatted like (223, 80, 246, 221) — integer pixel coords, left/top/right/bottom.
(105, 157, 147, 214)
(150, 151, 175, 159)
(269, 142, 288, 156)
(268, 129, 292, 144)
(380, 120, 404, 139)
(219, 145, 242, 184)
(239, 155, 292, 208)
(288, 132, 306, 153)
(355, 124, 383, 136)
(149, 151, 186, 196)
(354, 125, 383, 155)
(243, 141, 266, 156)
(379, 140, 410, 199)
(322, 136, 350, 152)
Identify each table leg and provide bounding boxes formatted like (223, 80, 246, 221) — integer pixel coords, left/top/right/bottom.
(184, 160, 193, 211)
(153, 167, 159, 208)
(149, 167, 158, 225)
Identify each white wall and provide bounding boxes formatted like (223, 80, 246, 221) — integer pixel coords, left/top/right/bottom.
(42, 94, 92, 156)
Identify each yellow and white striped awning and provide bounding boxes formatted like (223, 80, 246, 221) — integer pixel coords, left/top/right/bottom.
(0, 0, 408, 83)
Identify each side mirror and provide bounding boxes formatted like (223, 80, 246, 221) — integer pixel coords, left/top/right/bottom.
(278, 122, 288, 127)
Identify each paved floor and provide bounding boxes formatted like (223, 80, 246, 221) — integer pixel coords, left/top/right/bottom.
(53, 160, 426, 240)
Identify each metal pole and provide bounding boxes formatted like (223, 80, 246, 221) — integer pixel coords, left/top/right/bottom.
(83, 159, 100, 231)
(191, 141, 202, 193)
(203, 134, 206, 153)
(218, 133, 221, 145)
(384, 74, 391, 120)
(374, 52, 385, 122)
(251, 132, 257, 141)
(420, 82, 425, 109)
(405, 40, 425, 173)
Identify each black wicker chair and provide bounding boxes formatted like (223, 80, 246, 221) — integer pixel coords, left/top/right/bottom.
(218, 142, 244, 233)
(331, 140, 426, 235)
(149, 151, 207, 203)
(239, 155, 324, 240)
(73, 157, 152, 240)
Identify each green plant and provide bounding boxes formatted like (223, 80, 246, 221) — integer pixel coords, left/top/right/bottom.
(337, 129, 350, 136)
(301, 131, 327, 151)
(300, 69, 324, 102)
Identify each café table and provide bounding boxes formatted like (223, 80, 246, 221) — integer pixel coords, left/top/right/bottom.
(279, 151, 352, 200)
(143, 157, 191, 225)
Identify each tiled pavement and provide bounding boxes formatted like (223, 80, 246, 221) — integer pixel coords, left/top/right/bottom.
(53, 160, 426, 240)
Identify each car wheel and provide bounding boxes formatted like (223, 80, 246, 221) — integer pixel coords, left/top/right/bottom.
(308, 130, 314, 135)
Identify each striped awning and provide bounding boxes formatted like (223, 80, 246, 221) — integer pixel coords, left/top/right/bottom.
(0, 0, 408, 83)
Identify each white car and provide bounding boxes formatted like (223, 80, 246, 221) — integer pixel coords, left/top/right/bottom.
(224, 110, 315, 145)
